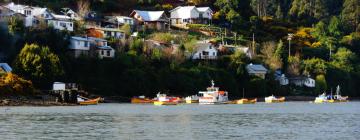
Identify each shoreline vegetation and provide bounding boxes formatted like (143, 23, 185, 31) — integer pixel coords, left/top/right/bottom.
(0, 0, 359, 105)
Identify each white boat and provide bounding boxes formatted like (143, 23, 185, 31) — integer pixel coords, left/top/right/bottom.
(314, 92, 328, 103)
(265, 95, 285, 103)
(153, 93, 179, 105)
(185, 95, 199, 103)
(198, 80, 229, 104)
(315, 85, 348, 103)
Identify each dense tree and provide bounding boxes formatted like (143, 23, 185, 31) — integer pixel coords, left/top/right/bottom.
(14, 44, 64, 88)
(341, 0, 360, 32)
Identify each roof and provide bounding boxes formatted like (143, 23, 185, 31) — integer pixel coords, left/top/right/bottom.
(97, 46, 114, 50)
(131, 10, 166, 22)
(197, 7, 212, 12)
(52, 14, 71, 20)
(0, 63, 12, 73)
(246, 64, 268, 74)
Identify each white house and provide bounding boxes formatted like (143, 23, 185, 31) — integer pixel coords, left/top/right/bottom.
(105, 16, 135, 26)
(5, 2, 74, 31)
(48, 14, 74, 31)
(246, 64, 268, 79)
(5, 2, 53, 27)
(289, 76, 315, 88)
(130, 10, 168, 30)
(69, 36, 115, 59)
(192, 43, 217, 60)
(60, 8, 80, 20)
(170, 6, 213, 25)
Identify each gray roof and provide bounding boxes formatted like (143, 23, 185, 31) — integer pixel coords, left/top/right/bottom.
(0, 63, 12, 73)
(246, 64, 268, 74)
(131, 10, 167, 22)
(196, 43, 214, 52)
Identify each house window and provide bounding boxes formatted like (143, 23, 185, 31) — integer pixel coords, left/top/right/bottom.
(101, 50, 104, 55)
(77, 41, 80, 46)
(213, 52, 215, 56)
(70, 23, 73, 27)
(107, 50, 110, 56)
(209, 46, 212, 49)
(25, 10, 31, 16)
(60, 22, 66, 27)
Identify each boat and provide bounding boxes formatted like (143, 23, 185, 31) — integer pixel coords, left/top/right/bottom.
(265, 95, 285, 103)
(153, 93, 179, 105)
(314, 92, 328, 103)
(185, 95, 199, 103)
(232, 88, 257, 104)
(234, 98, 257, 104)
(198, 80, 229, 105)
(315, 85, 348, 103)
(131, 96, 154, 104)
(77, 96, 101, 105)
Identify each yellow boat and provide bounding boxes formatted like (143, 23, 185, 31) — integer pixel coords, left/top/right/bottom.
(131, 96, 154, 104)
(154, 101, 177, 105)
(265, 95, 285, 103)
(78, 97, 101, 105)
(234, 98, 257, 104)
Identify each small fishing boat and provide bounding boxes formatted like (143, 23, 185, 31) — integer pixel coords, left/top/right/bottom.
(185, 95, 199, 103)
(265, 95, 285, 103)
(198, 80, 229, 105)
(77, 96, 101, 105)
(232, 88, 257, 104)
(131, 96, 154, 104)
(314, 93, 328, 103)
(153, 93, 178, 106)
(234, 98, 257, 104)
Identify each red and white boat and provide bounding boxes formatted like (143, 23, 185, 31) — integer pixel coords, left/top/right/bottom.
(198, 80, 229, 104)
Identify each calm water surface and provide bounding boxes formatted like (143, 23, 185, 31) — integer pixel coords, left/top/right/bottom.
(0, 102, 359, 140)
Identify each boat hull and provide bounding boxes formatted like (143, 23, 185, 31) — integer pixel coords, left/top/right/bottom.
(185, 100, 199, 104)
(265, 97, 285, 103)
(154, 101, 177, 105)
(131, 98, 154, 104)
(235, 98, 257, 104)
(78, 97, 100, 105)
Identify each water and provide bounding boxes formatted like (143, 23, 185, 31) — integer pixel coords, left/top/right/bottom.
(0, 102, 359, 140)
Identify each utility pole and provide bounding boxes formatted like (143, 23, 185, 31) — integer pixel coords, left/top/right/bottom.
(287, 33, 294, 57)
(329, 44, 332, 61)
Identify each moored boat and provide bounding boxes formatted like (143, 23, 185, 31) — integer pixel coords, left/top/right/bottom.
(265, 95, 285, 103)
(234, 98, 257, 104)
(185, 95, 199, 104)
(198, 80, 229, 105)
(77, 96, 101, 105)
(315, 85, 348, 103)
(131, 96, 154, 104)
(153, 93, 179, 105)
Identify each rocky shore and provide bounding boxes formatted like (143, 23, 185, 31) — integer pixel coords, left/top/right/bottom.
(0, 96, 77, 106)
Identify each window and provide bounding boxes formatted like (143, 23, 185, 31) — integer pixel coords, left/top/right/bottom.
(70, 23, 73, 27)
(209, 46, 212, 49)
(77, 41, 80, 46)
(101, 50, 104, 55)
(107, 50, 110, 56)
(25, 10, 31, 16)
(60, 22, 66, 27)
(213, 52, 215, 56)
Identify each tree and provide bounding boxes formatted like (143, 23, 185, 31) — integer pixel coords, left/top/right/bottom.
(315, 74, 327, 94)
(302, 58, 327, 76)
(120, 24, 132, 37)
(330, 47, 357, 72)
(289, 0, 328, 20)
(0, 73, 34, 95)
(14, 44, 64, 88)
(260, 41, 283, 70)
(7, 16, 25, 35)
(341, 0, 359, 32)
(77, 0, 90, 20)
(328, 16, 342, 38)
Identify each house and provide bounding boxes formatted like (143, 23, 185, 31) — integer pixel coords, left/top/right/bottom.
(0, 5, 26, 23)
(5, 2, 74, 31)
(69, 36, 115, 59)
(5, 2, 53, 27)
(288, 76, 315, 88)
(47, 14, 74, 31)
(192, 43, 217, 60)
(170, 6, 213, 25)
(86, 26, 125, 39)
(130, 10, 168, 30)
(0, 63, 12, 74)
(60, 8, 80, 20)
(105, 16, 135, 27)
(274, 70, 289, 86)
(246, 64, 268, 79)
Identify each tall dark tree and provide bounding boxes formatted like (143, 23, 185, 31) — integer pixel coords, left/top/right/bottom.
(341, 0, 360, 32)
